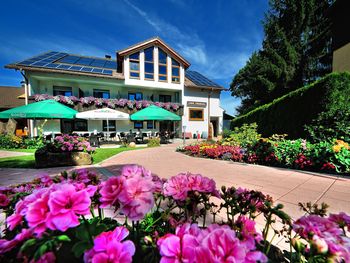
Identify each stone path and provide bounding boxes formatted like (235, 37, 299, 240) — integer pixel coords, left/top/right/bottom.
(101, 143, 350, 219)
(0, 150, 32, 158)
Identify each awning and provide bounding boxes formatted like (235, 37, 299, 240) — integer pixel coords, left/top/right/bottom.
(130, 105, 181, 121)
(0, 99, 77, 119)
(75, 108, 129, 120)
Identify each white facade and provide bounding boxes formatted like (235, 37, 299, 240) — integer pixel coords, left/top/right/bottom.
(13, 38, 224, 138)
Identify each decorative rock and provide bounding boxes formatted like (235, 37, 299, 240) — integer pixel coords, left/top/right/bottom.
(129, 142, 136, 148)
(35, 148, 92, 168)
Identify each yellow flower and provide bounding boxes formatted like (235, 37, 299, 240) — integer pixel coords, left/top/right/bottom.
(333, 145, 342, 153)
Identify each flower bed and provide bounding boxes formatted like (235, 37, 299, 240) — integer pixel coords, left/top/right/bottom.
(178, 138, 350, 174)
(0, 165, 349, 262)
(33, 94, 183, 112)
(35, 135, 94, 167)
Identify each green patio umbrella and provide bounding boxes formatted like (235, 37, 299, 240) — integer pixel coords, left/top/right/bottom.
(0, 100, 77, 119)
(130, 105, 181, 121)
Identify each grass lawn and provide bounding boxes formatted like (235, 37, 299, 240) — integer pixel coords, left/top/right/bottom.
(0, 147, 139, 168)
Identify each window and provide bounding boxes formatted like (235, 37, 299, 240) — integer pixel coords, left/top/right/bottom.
(158, 49, 167, 82)
(128, 92, 143, 101)
(144, 47, 154, 80)
(189, 108, 204, 121)
(93, 89, 110, 99)
(73, 119, 88, 131)
(129, 52, 140, 79)
(102, 120, 116, 131)
(53, 86, 72, 96)
(147, 120, 154, 129)
(134, 121, 143, 129)
(171, 58, 180, 83)
(159, 95, 171, 103)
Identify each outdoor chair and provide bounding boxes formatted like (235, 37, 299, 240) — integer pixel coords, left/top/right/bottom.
(127, 133, 136, 144)
(109, 132, 116, 141)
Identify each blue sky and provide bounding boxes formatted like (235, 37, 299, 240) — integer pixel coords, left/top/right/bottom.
(0, 0, 268, 115)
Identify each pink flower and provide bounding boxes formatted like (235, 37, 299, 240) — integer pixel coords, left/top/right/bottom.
(157, 223, 267, 263)
(118, 175, 155, 221)
(30, 252, 56, 263)
(99, 176, 124, 208)
(84, 226, 135, 263)
(0, 193, 10, 207)
(0, 229, 32, 254)
(121, 165, 151, 179)
(163, 174, 189, 201)
(46, 184, 91, 232)
(329, 212, 350, 229)
(39, 174, 53, 186)
(26, 190, 50, 235)
(7, 199, 27, 230)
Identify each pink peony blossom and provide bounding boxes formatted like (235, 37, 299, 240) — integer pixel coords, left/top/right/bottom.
(46, 184, 91, 232)
(84, 226, 135, 263)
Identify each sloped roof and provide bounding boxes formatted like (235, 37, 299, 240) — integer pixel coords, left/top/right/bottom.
(0, 86, 25, 109)
(5, 51, 124, 80)
(117, 37, 191, 69)
(185, 70, 225, 90)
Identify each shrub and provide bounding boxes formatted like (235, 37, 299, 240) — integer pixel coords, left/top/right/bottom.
(22, 137, 45, 149)
(231, 72, 350, 138)
(305, 108, 350, 143)
(44, 134, 94, 153)
(147, 137, 160, 147)
(222, 122, 261, 147)
(0, 134, 22, 149)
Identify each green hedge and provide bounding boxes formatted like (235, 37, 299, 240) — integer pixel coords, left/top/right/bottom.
(231, 72, 350, 138)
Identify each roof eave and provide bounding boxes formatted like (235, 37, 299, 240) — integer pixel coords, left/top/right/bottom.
(185, 84, 227, 91)
(5, 65, 125, 80)
(117, 37, 191, 69)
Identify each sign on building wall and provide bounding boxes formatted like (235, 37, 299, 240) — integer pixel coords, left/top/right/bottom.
(186, 101, 207, 108)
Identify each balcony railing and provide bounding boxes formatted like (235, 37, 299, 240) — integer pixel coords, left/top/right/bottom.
(32, 94, 183, 114)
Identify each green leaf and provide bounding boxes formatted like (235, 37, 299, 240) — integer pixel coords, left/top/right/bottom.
(72, 241, 91, 258)
(20, 238, 37, 252)
(57, 235, 71, 242)
(34, 243, 48, 260)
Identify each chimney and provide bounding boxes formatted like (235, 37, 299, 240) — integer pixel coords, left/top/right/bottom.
(105, 55, 112, 59)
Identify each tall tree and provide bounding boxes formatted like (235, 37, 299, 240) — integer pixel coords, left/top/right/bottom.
(231, 0, 333, 115)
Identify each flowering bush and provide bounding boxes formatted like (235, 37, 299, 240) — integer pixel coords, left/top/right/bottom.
(33, 94, 183, 112)
(180, 138, 350, 174)
(1, 165, 350, 262)
(46, 134, 94, 153)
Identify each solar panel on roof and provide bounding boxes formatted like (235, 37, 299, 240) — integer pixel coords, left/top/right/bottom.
(104, 61, 117, 69)
(185, 71, 220, 87)
(58, 55, 80, 64)
(14, 51, 115, 76)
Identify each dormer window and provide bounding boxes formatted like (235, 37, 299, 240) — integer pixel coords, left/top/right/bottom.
(158, 49, 167, 82)
(129, 52, 140, 79)
(144, 47, 154, 80)
(171, 58, 180, 83)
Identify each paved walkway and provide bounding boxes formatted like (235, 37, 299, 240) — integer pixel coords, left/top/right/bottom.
(0, 144, 349, 219)
(101, 143, 350, 219)
(0, 150, 32, 158)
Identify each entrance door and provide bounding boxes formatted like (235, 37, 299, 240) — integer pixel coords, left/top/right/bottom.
(210, 119, 218, 137)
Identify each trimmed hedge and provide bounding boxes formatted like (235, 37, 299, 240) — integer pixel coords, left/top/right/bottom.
(231, 72, 350, 138)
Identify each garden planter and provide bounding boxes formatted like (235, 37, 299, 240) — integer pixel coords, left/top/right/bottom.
(35, 149, 92, 168)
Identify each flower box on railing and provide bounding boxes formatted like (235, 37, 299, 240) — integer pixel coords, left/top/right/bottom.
(31, 94, 184, 114)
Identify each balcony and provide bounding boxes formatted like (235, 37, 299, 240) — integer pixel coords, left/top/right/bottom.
(31, 94, 184, 115)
